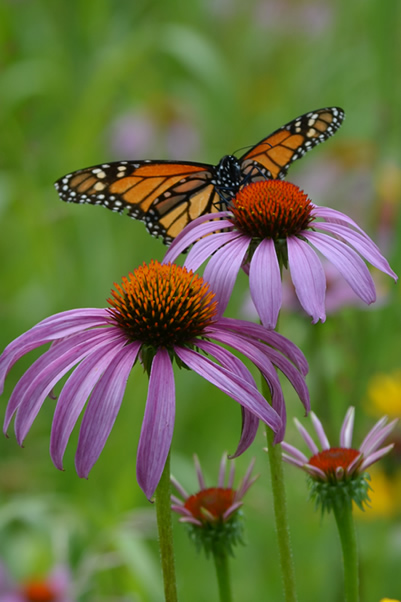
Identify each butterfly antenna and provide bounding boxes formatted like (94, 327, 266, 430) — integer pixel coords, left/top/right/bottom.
(233, 141, 273, 155)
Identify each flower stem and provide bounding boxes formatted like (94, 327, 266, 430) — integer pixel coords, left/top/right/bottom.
(265, 427, 298, 602)
(155, 450, 178, 602)
(212, 543, 233, 602)
(332, 499, 359, 602)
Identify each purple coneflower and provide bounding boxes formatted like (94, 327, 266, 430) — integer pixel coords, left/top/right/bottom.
(0, 261, 309, 500)
(164, 180, 397, 328)
(281, 406, 398, 511)
(171, 454, 257, 555)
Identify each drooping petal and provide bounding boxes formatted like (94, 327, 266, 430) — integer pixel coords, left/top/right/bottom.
(303, 231, 376, 303)
(50, 336, 137, 469)
(7, 329, 121, 442)
(287, 236, 326, 323)
(231, 407, 260, 458)
(312, 205, 381, 239)
(175, 346, 281, 437)
(183, 230, 242, 272)
(211, 330, 310, 416)
(249, 238, 282, 329)
(75, 342, 139, 478)
(195, 338, 256, 386)
(314, 221, 397, 279)
(202, 234, 251, 317)
(259, 347, 309, 416)
(193, 339, 260, 455)
(136, 348, 176, 500)
(0, 309, 110, 394)
(163, 211, 233, 263)
(211, 317, 309, 376)
(199, 335, 285, 438)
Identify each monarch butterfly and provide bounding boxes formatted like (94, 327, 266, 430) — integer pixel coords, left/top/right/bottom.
(55, 107, 344, 244)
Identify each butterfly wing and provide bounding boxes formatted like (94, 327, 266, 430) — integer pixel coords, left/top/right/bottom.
(55, 160, 221, 244)
(239, 107, 345, 181)
(55, 108, 345, 243)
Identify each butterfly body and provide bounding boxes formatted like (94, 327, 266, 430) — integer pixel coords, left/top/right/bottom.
(55, 107, 344, 244)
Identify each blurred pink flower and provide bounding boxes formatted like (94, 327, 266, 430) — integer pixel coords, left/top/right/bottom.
(0, 564, 71, 602)
(108, 110, 201, 160)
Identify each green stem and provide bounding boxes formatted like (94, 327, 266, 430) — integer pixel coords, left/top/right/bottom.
(332, 499, 359, 602)
(261, 295, 297, 601)
(212, 543, 233, 602)
(265, 427, 298, 602)
(155, 450, 178, 602)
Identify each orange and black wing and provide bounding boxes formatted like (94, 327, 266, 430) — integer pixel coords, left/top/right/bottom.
(240, 107, 345, 181)
(55, 160, 220, 244)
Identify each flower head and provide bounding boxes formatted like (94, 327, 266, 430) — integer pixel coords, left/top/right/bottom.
(0, 564, 70, 602)
(281, 407, 398, 512)
(0, 261, 309, 500)
(164, 180, 397, 328)
(171, 454, 257, 556)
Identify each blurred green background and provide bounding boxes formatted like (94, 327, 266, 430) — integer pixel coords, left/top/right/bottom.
(1, 0, 400, 600)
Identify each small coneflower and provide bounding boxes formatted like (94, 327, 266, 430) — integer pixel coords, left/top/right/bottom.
(281, 407, 398, 512)
(171, 454, 257, 599)
(171, 454, 259, 556)
(171, 454, 257, 555)
(164, 180, 397, 328)
(0, 261, 309, 500)
(282, 407, 397, 602)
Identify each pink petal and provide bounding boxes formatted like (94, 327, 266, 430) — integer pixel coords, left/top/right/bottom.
(287, 236, 326, 323)
(183, 230, 244, 274)
(314, 222, 397, 279)
(199, 334, 285, 439)
(360, 444, 395, 471)
(50, 337, 138, 469)
(294, 417, 320, 455)
(304, 231, 376, 303)
(340, 407, 355, 448)
(163, 212, 232, 262)
(75, 343, 139, 478)
(0, 309, 110, 394)
(310, 412, 330, 449)
(249, 238, 282, 329)
(212, 317, 309, 376)
(193, 339, 261, 455)
(136, 348, 176, 500)
(202, 234, 251, 317)
(194, 454, 207, 490)
(230, 407, 260, 458)
(7, 330, 120, 441)
(175, 346, 281, 437)
(281, 441, 309, 465)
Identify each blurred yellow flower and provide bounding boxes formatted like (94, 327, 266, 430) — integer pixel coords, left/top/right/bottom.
(366, 371, 401, 419)
(354, 466, 401, 520)
(380, 598, 400, 602)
